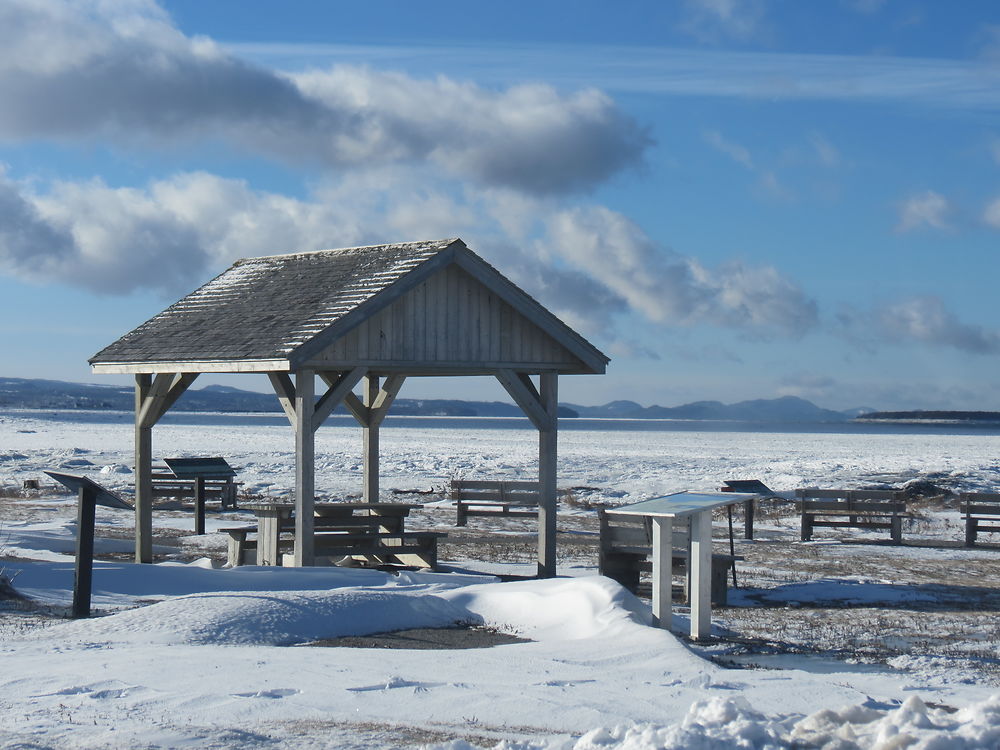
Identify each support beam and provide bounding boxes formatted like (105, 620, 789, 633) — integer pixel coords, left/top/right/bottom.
(362, 375, 380, 503)
(651, 517, 673, 629)
(341, 392, 368, 425)
(293, 370, 315, 567)
(537, 372, 558, 578)
(313, 367, 366, 432)
(133, 372, 198, 563)
(689, 511, 713, 640)
(369, 375, 406, 428)
(495, 370, 552, 431)
(268, 372, 297, 426)
(134, 375, 153, 563)
(138, 373, 198, 429)
(336, 374, 406, 428)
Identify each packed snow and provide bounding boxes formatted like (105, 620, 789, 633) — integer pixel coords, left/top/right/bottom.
(3, 409, 1000, 748)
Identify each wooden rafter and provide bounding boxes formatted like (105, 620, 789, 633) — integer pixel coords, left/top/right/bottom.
(495, 369, 552, 431)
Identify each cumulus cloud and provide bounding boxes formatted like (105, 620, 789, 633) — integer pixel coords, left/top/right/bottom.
(0, 0, 647, 194)
(0, 171, 75, 278)
(0, 168, 820, 346)
(543, 206, 818, 336)
(896, 190, 952, 232)
(876, 297, 1000, 354)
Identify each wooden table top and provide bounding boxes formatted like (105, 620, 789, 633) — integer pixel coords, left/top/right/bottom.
(609, 491, 759, 519)
(243, 501, 423, 514)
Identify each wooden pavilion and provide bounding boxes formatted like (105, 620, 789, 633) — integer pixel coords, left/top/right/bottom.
(90, 238, 609, 577)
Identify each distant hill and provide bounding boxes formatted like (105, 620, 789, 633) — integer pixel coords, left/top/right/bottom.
(0, 377, 855, 422)
(565, 395, 852, 423)
(859, 410, 1000, 423)
(0, 377, 577, 418)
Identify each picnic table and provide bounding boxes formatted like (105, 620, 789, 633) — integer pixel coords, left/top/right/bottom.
(151, 457, 239, 534)
(228, 502, 443, 569)
(608, 491, 758, 641)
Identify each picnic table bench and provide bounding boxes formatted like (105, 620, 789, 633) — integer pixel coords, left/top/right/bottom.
(798, 488, 908, 544)
(960, 492, 1000, 547)
(225, 502, 444, 569)
(598, 507, 741, 606)
(452, 479, 539, 526)
(150, 457, 241, 534)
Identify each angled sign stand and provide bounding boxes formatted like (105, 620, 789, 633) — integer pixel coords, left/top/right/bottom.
(43, 471, 132, 619)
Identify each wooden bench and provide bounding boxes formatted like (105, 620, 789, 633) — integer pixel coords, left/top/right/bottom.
(224, 508, 445, 569)
(151, 477, 239, 507)
(960, 492, 1000, 546)
(452, 480, 539, 526)
(798, 488, 908, 544)
(597, 509, 740, 605)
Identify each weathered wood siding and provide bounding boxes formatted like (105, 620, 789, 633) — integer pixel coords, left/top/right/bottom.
(306, 264, 585, 370)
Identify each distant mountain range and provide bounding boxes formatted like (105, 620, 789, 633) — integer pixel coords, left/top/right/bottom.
(0, 377, 863, 423)
(563, 396, 855, 422)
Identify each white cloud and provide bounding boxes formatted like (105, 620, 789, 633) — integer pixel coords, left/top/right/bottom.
(231, 39, 1000, 112)
(877, 296, 1000, 354)
(984, 197, 1000, 228)
(896, 190, 952, 232)
(0, 169, 819, 346)
(704, 131, 795, 199)
(808, 133, 841, 168)
(0, 0, 647, 195)
(543, 205, 818, 337)
(682, 0, 765, 41)
(704, 130, 755, 169)
(989, 139, 1000, 165)
(0, 170, 76, 278)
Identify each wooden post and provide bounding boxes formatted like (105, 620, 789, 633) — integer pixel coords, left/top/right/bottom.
(651, 517, 673, 629)
(537, 373, 558, 579)
(257, 507, 284, 566)
(689, 510, 713, 640)
(73, 484, 97, 619)
(293, 370, 315, 567)
(194, 476, 206, 535)
(362, 374, 379, 503)
(134, 374, 153, 564)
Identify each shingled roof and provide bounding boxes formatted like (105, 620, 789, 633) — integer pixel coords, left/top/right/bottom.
(90, 238, 608, 375)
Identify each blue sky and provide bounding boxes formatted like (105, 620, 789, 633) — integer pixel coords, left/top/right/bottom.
(2, 0, 1000, 411)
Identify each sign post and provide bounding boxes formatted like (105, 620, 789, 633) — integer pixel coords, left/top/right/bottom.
(43, 471, 133, 619)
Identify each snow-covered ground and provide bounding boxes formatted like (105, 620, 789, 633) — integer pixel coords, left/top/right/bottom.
(5, 409, 1000, 502)
(3, 410, 1000, 749)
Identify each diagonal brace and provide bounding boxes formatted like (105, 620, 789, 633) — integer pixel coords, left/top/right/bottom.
(268, 372, 297, 426)
(496, 370, 553, 431)
(138, 373, 198, 428)
(336, 374, 406, 428)
(313, 367, 367, 432)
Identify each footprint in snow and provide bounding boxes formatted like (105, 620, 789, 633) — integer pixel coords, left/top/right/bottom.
(347, 676, 442, 692)
(232, 688, 299, 699)
(35, 681, 139, 699)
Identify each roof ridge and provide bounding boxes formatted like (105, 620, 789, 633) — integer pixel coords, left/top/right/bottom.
(233, 237, 461, 264)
